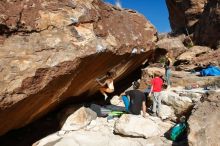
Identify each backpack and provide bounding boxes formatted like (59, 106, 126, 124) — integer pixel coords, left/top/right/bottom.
(170, 122, 187, 141)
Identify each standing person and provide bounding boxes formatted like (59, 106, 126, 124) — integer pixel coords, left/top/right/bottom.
(122, 81, 147, 117)
(164, 53, 172, 88)
(96, 71, 115, 100)
(149, 71, 163, 117)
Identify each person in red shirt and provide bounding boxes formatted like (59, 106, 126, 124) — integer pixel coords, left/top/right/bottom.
(149, 71, 163, 117)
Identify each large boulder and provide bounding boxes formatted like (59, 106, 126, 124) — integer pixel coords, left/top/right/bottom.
(177, 46, 210, 62)
(166, 0, 220, 48)
(160, 104, 175, 120)
(166, 0, 207, 34)
(161, 90, 193, 115)
(114, 114, 173, 138)
(192, 49, 220, 68)
(60, 107, 97, 131)
(188, 93, 220, 146)
(0, 0, 157, 135)
(176, 48, 220, 71)
(175, 46, 211, 70)
(194, 0, 220, 48)
(156, 36, 187, 59)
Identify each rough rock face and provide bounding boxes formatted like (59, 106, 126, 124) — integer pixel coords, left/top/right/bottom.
(192, 49, 220, 67)
(176, 48, 220, 71)
(141, 67, 219, 88)
(177, 46, 210, 61)
(0, 0, 157, 135)
(166, 0, 220, 48)
(175, 45, 211, 70)
(155, 36, 187, 59)
(194, 0, 220, 48)
(188, 93, 220, 146)
(166, 0, 208, 34)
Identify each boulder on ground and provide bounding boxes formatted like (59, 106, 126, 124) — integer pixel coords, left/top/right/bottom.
(161, 90, 193, 115)
(114, 114, 173, 138)
(58, 105, 81, 127)
(188, 93, 220, 146)
(61, 107, 97, 131)
(160, 104, 175, 120)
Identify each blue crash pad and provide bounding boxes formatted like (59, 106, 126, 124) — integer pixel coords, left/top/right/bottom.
(200, 65, 220, 76)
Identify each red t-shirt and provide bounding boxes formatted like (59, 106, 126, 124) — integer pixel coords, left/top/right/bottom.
(151, 77, 163, 92)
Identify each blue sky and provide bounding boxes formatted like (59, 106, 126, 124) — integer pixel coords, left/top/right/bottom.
(104, 0, 171, 33)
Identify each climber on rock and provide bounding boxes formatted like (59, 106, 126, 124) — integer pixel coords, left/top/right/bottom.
(121, 81, 147, 118)
(96, 71, 115, 100)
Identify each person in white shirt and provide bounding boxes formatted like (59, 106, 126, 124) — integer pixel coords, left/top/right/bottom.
(96, 71, 115, 100)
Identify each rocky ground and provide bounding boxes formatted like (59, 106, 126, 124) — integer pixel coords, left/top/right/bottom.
(31, 71, 220, 146)
(0, 66, 219, 146)
(0, 0, 220, 146)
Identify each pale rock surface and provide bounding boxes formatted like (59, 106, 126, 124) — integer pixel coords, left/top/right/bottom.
(34, 117, 174, 146)
(188, 93, 220, 146)
(61, 107, 97, 131)
(57, 105, 81, 127)
(161, 90, 193, 115)
(159, 104, 175, 120)
(114, 114, 173, 138)
(34, 131, 172, 146)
